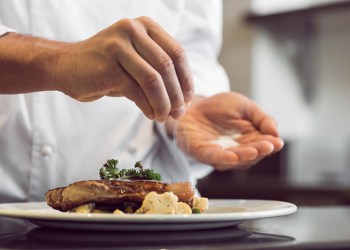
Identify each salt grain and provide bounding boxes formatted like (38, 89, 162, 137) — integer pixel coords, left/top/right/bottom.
(212, 134, 241, 149)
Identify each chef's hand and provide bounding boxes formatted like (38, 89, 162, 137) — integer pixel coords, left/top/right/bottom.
(55, 17, 193, 121)
(167, 92, 284, 171)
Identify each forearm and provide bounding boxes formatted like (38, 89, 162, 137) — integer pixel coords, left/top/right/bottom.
(0, 32, 65, 93)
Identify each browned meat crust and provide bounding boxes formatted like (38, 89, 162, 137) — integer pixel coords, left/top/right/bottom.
(45, 180, 194, 212)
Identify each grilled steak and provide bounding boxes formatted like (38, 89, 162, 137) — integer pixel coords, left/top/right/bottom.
(45, 180, 195, 212)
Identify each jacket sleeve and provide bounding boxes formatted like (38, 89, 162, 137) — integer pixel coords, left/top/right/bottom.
(0, 24, 17, 36)
(175, 0, 230, 96)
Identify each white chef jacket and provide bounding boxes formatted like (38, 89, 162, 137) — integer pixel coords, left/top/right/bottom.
(0, 0, 230, 202)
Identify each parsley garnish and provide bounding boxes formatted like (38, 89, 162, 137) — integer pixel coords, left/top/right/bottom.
(99, 159, 162, 181)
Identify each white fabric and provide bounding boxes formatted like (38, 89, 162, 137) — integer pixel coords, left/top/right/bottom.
(0, 25, 16, 36)
(0, 0, 230, 202)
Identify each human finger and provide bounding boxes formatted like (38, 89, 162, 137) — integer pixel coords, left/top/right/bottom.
(216, 140, 281, 171)
(237, 133, 284, 154)
(76, 94, 105, 102)
(193, 143, 239, 166)
(132, 30, 186, 119)
(252, 135, 284, 153)
(239, 141, 275, 156)
(117, 45, 170, 122)
(139, 17, 194, 104)
(122, 83, 155, 120)
(229, 146, 259, 163)
(261, 136, 284, 153)
(106, 64, 155, 120)
(246, 103, 279, 136)
(214, 151, 261, 172)
(213, 140, 278, 171)
(214, 157, 262, 171)
(106, 90, 122, 97)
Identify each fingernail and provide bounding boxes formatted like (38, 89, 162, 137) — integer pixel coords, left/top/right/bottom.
(185, 101, 191, 108)
(171, 105, 186, 119)
(184, 90, 194, 103)
(147, 113, 155, 120)
(155, 115, 167, 123)
(157, 118, 166, 123)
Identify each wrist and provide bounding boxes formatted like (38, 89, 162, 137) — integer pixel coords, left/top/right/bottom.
(28, 35, 68, 92)
(0, 33, 67, 93)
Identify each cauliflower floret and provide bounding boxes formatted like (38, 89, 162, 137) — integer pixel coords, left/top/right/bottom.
(113, 209, 125, 215)
(135, 191, 192, 214)
(192, 197, 209, 212)
(69, 203, 95, 213)
(177, 202, 192, 214)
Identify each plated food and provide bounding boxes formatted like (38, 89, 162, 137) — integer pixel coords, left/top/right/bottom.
(45, 159, 208, 215)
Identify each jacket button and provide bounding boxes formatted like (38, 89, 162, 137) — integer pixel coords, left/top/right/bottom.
(127, 146, 136, 155)
(41, 145, 53, 156)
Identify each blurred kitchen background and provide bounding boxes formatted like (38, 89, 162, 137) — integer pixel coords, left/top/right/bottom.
(198, 0, 350, 206)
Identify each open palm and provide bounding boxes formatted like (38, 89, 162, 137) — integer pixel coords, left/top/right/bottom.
(175, 92, 284, 171)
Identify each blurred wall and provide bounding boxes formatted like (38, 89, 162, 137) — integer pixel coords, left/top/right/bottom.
(249, 1, 350, 186)
(202, 0, 350, 202)
(219, 0, 253, 97)
(219, 0, 350, 187)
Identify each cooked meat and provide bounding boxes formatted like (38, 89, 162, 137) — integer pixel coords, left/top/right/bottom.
(45, 180, 195, 212)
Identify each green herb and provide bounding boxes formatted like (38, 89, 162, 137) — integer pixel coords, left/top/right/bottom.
(99, 159, 162, 181)
(99, 159, 121, 179)
(192, 208, 201, 214)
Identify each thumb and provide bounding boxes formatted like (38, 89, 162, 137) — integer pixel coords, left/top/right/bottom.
(260, 117, 279, 137)
(247, 102, 279, 136)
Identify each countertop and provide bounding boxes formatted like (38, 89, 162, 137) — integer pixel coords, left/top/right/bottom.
(1, 206, 350, 250)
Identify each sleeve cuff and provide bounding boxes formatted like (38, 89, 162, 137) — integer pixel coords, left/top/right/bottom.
(0, 25, 17, 37)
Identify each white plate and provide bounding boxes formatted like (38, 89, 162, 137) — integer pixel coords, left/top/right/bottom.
(0, 199, 297, 231)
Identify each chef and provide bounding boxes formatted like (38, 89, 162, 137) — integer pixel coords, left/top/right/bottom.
(0, 0, 283, 202)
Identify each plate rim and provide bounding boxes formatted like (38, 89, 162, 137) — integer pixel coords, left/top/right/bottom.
(0, 199, 297, 223)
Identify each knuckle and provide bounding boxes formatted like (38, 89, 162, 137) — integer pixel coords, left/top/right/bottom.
(142, 72, 162, 91)
(117, 18, 139, 34)
(171, 45, 187, 63)
(157, 56, 175, 75)
(136, 16, 154, 25)
(169, 92, 183, 106)
(102, 39, 116, 54)
(103, 37, 124, 54)
(154, 104, 171, 120)
(179, 75, 193, 92)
